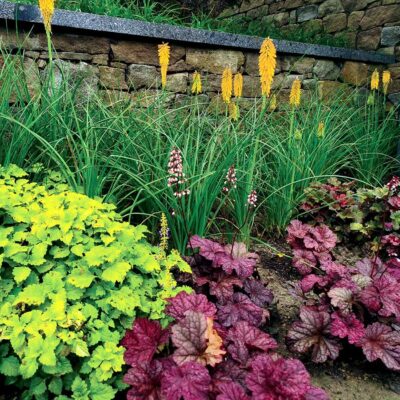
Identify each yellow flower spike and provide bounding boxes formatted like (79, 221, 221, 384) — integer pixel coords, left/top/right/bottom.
(371, 69, 380, 91)
(159, 213, 169, 254)
(317, 122, 325, 139)
(39, 0, 55, 33)
(382, 70, 391, 95)
(259, 38, 277, 97)
(269, 94, 277, 111)
(191, 71, 202, 94)
(234, 73, 243, 98)
(229, 102, 239, 121)
(158, 43, 170, 89)
(221, 67, 233, 104)
(294, 129, 302, 141)
(290, 78, 302, 108)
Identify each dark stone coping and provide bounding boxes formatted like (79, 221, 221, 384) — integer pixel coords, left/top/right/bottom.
(0, 1, 396, 65)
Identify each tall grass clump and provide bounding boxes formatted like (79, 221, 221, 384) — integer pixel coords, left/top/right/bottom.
(0, 45, 398, 250)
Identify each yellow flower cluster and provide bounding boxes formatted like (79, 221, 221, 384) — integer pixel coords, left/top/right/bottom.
(382, 70, 391, 95)
(371, 69, 380, 91)
(158, 43, 170, 89)
(159, 213, 169, 253)
(221, 67, 233, 104)
(290, 78, 302, 108)
(259, 38, 276, 97)
(234, 73, 243, 99)
(229, 102, 239, 121)
(192, 71, 202, 94)
(39, 0, 55, 33)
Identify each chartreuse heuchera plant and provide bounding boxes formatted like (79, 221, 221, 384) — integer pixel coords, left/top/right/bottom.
(122, 235, 328, 399)
(0, 165, 191, 399)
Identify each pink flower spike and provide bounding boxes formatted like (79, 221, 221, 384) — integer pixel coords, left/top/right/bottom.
(247, 190, 257, 207)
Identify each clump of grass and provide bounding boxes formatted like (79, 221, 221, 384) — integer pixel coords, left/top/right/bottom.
(0, 47, 398, 251)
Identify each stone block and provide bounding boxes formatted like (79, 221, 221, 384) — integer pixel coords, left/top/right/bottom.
(0, 28, 42, 51)
(49, 34, 110, 54)
(289, 57, 316, 74)
(348, 11, 364, 31)
(99, 66, 128, 90)
(40, 52, 93, 62)
(342, 0, 377, 12)
(112, 41, 185, 66)
(242, 75, 262, 97)
(186, 49, 245, 74)
(341, 61, 369, 86)
(302, 19, 324, 34)
(127, 64, 159, 89)
(323, 13, 347, 33)
(313, 60, 341, 80)
(318, 81, 351, 101)
(247, 5, 269, 18)
(389, 63, 400, 80)
(360, 5, 400, 30)
(272, 12, 290, 26)
(92, 54, 109, 65)
(272, 74, 304, 90)
(318, 0, 344, 17)
(269, 2, 287, 14)
(388, 78, 400, 94)
(284, 0, 305, 10)
(239, 0, 264, 13)
(165, 73, 189, 93)
(52, 60, 99, 96)
(357, 27, 382, 50)
(297, 5, 318, 22)
(382, 26, 400, 47)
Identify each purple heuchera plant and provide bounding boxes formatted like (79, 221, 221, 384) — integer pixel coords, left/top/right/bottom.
(122, 236, 328, 399)
(286, 220, 400, 371)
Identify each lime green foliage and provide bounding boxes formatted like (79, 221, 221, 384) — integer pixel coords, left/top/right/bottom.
(0, 165, 190, 399)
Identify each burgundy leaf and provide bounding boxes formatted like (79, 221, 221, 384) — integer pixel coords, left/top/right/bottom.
(216, 382, 250, 400)
(311, 225, 337, 252)
(300, 274, 329, 293)
(214, 360, 248, 388)
(209, 272, 243, 302)
(293, 249, 317, 275)
(226, 321, 278, 365)
(189, 235, 225, 263)
(287, 307, 341, 363)
(359, 275, 400, 318)
(166, 292, 217, 321)
(161, 361, 211, 400)
(330, 312, 365, 345)
(121, 318, 169, 366)
(246, 354, 313, 400)
(287, 220, 310, 242)
(243, 279, 274, 307)
(124, 359, 170, 400)
(359, 323, 400, 371)
(217, 293, 264, 328)
(171, 311, 225, 367)
(355, 257, 385, 279)
(221, 243, 258, 278)
(328, 287, 354, 312)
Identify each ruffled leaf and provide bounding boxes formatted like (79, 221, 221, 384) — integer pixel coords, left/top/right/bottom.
(243, 279, 273, 307)
(330, 312, 365, 345)
(216, 382, 249, 400)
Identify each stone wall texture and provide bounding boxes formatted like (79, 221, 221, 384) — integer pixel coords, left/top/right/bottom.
(220, 0, 400, 56)
(0, 25, 399, 108)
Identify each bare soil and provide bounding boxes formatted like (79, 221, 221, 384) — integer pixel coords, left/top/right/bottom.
(256, 242, 400, 400)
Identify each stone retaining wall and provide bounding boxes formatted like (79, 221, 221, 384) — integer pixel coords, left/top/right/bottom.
(220, 0, 400, 55)
(0, 1, 398, 108)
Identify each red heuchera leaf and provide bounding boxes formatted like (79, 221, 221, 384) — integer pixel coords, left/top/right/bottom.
(356, 258, 385, 278)
(216, 382, 250, 400)
(287, 220, 311, 244)
(385, 258, 400, 280)
(246, 354, 317, 400)
(287, 307, 341, 363)
(293, 249, 317, 275)
(221, 243, 258, 279)
(160, 361, 211, 400)
(165, 292, 217, 321)
(359, 323, 400, 371)
(189, 235, 225, 263)
(243, 279, 273, 307)
(328, 287, 354, 312)
(208, 272, 243, 302)
(311, 225, 337, 252)
(226, 321, 278, 365)
(124, 359, 172, 400)
(217, 293, 264, 328)
(121, 318, 169, 366)
(214, 359, 248, 388)
(171, 311, 225, 367)
(359, 275, 400, 318)
(330, 312, 365, 345)
(300, 274, 329, 293)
